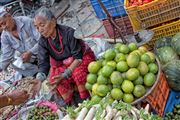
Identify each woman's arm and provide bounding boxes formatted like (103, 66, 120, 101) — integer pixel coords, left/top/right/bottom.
(0, 95, 10, 108)
(0, 90, 29, 108)
(68, 59, 82, 72)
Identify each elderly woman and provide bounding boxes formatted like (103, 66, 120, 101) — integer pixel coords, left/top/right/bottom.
(0, 6, 40, 78)
(34, 7, 95, 106)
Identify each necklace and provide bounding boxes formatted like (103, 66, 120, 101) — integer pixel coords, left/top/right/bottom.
(48, 29, 64, 54)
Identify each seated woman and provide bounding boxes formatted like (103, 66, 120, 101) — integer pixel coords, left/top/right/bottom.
(34, 7, 95, 106)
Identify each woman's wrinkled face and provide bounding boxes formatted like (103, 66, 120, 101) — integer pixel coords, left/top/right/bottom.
(33, 16, 56, 38)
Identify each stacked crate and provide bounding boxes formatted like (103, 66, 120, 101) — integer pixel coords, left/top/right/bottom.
(124, 0, 180, 49)
(90, 0, 134, 38)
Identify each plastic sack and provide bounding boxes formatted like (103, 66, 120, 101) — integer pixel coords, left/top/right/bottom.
(84, 38, 112, 59)
(12, 57, 25, 70)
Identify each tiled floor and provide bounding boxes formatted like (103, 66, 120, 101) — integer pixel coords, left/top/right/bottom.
(52, 0, 108, 39)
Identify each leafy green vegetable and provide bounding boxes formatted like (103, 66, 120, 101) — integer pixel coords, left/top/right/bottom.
(66, 106, 77, 118)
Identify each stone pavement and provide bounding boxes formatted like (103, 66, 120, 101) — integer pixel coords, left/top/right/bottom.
(51, 0, 108, 38)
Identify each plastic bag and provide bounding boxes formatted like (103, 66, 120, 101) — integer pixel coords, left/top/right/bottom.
(12, 57, 25, 70)
(84, 38, 112, 59)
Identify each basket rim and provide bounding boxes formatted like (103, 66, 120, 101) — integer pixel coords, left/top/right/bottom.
(131, 57, 161, 105)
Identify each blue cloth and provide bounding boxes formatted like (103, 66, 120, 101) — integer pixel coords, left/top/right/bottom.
(0, 16, 41, 76)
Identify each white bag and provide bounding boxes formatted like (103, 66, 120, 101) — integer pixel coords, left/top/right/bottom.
(84, 38, 112, 59)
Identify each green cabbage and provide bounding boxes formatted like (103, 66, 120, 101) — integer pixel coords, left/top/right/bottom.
(171, 32, 180, 55)
(155, 46, 179, 65)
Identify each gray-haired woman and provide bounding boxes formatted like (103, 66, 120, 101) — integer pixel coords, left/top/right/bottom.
(33, 7, 95, 106)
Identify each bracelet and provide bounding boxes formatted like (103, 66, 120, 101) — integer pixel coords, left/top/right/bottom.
(62, 72, 68, 79)
(62, 69, 72, 79)
(6, 95, 12, 105)
(64, 69, 72, 76)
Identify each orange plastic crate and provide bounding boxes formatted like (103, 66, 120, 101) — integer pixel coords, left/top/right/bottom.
(145, 72, 170, 116)
(124, 0, 180, 31)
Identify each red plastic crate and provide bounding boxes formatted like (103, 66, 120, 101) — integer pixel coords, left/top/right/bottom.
(145, 72, 170, 116)
(103, 16, 133, 38)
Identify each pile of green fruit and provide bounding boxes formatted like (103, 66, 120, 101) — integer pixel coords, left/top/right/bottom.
(27, 106, 59, 120)
(164, 104, 180, 120)
(86, 43, 159, 104)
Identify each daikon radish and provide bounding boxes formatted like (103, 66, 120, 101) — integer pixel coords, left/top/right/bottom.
(105, 106, 114, 120)
(100, 109, 106, 118)
(74, 108, 79, 113)
(84, 107, 96, 120)
(144, 104, 149, 114)
(106, 105, 112, 113)
(130, 110, 137, 120)
(132, 107, 140, 115)
(92, 118, 96, 120)
(113, 115, 122, 120)
(113, 111, 121, 120)
(111, 109, 118, 119)
(76, 107, 88, 120)
(62, 115, 73, 120)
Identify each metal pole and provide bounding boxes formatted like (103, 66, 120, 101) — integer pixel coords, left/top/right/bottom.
(97, 0, 127, 44)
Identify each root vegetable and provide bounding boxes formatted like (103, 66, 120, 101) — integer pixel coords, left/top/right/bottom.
(84, 107, 96, 120)
(113, 115, 122, 120)
(105, 106, 114, 120)
(106, 105, 112, 113)
(62, 115, 72, 120)
(105, 109, 113, 120)
(76, 107, 88, 120)
(113, 111, 121, 119)
(101, 110, 106, 118)
(144, 104, 149, 114)
(112, 109, 118, 119)
(130, 110, 137, 120)
(132, 107, 140, 115)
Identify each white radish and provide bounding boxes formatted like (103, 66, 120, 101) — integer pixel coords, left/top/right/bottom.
(111, 109, 118, 119)
(113, 111, 121, 120)
(84, 107, 96, 120)
(130, 110, 137, 120)
(76, 107, 88, 120)
(100, 109, 106, 118)
(144, 104, 149, 114)
(106, 105, 112, 113)
(74, 108, 79, 113)
(92, 118, 96, 120)
(113, 115, 122, 120)
(62, 115, 73, 120)
(105, 106, 114, 120)
(132, 107, 140, 115)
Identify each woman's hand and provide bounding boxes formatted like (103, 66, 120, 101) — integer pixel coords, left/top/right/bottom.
(29, 79, 42, 98)
(47, 74, 64, 91)
(8, 90, 29, 105)
(21, 51, 32, 62)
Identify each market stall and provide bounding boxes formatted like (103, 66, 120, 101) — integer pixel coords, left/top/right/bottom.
(0, 0, 180, 120)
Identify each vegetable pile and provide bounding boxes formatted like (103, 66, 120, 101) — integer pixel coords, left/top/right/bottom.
(164, 104, 180, 120)
(0, 65, 15, 81)
(86, 43, 159, 103)
(28, 106, 59, 120)
(128, 0, 154, 6)
(154, 33, 180, 91)
(62, 95, 162, 120)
